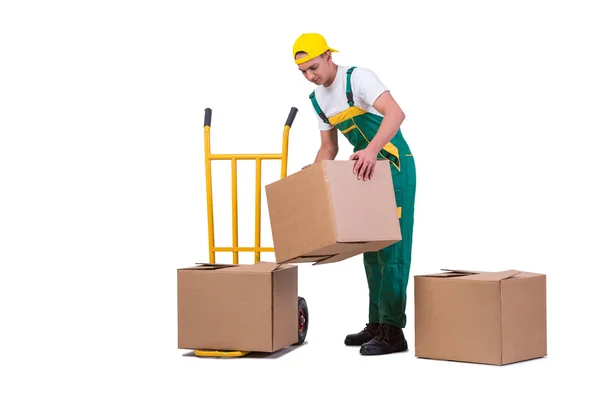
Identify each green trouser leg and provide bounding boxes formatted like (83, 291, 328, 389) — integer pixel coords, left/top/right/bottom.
(364, 251, 382, 324)
(363, 156, 416, 328)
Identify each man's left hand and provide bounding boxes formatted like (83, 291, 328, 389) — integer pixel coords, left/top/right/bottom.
(350, 147, 378, 180)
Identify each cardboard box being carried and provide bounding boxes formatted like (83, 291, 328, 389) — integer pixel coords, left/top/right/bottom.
(177, 262, 298, 352)
(265, 160, 401, 265)
(414, 269, 547, 365)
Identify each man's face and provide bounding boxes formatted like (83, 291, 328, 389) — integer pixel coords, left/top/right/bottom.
(296, 52, 330, 86)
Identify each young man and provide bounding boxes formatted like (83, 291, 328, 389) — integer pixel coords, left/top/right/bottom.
(292, 33, 417, 356)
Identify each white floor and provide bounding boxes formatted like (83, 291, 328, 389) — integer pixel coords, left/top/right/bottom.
(2, 258, 592, 400)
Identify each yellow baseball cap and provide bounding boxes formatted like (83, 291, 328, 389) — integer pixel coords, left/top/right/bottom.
(292, 33, 338, 65)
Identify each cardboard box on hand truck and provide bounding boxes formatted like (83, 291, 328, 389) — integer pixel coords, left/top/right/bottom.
(265, 160, 401, 265)
(414, 269, 547, 365)
(177, 262, 299, 353)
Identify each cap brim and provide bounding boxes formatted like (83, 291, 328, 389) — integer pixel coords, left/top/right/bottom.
(294, 48, 339, 65)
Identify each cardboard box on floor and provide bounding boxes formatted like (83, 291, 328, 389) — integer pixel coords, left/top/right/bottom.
(265, 160, 401, 265)
(177, 262, 298, 352)
(414, 269, 547, 365)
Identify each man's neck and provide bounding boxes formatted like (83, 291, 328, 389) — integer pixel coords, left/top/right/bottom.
(323, 64, 338, 88)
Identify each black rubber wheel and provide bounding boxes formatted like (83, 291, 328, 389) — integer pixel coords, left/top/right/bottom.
(297, 296, 308, 344)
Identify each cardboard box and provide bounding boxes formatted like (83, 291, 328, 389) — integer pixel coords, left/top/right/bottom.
(414, 269, 547, 365)
(177, 262, 298, 352)
(265, 160, 401, 265)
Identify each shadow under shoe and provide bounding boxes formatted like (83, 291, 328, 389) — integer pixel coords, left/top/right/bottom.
(359, 324, 408, 355)
(344, 323, 381, 346)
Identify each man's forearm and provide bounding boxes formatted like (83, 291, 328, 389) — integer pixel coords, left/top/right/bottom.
(366, 111, 404, 154)
(315, 146, 338, 162)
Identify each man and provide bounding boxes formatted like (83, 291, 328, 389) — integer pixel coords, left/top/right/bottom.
(292, 33, 417, 356)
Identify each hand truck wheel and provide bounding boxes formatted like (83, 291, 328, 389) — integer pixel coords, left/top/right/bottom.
(297, 296, 308, 345)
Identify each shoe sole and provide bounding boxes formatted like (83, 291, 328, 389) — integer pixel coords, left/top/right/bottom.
(359, 341, 409, 356)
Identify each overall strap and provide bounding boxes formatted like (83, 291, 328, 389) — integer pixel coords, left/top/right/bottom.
(346, 66, 357, 107)
(309, 91, 330, 125)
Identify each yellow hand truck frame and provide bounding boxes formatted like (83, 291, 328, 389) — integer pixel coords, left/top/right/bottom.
(193, 106, 308, 358)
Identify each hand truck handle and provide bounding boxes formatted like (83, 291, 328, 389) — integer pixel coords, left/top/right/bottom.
(285, 107, 298, 127)
(204, 108, 212, 127)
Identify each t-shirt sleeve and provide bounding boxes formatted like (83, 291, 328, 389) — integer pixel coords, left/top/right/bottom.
(352, 67, 389, 107)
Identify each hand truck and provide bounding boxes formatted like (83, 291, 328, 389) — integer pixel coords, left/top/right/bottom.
(193, 106, 308, 358)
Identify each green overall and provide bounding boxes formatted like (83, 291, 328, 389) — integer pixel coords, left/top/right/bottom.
(310, 66, 417, 328)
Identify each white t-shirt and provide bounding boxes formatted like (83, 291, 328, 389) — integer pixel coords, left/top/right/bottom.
(310, 65, 389, 131)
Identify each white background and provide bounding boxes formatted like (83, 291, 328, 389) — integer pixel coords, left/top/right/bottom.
(1, 0, 599, 398)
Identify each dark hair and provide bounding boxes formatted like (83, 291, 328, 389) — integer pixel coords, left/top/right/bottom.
(294, 50, 330, 59)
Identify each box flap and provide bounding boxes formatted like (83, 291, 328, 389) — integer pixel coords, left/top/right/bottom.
(243, 262, 286, 273)
(311, 254, 338, 265)
(311, 246, 367, 265)
(182, 262, 288, 273)
(284, 255, 332, 263)
(416, 269, 476, 278)
(417, 269, 521, 281)
(417, 271, 469, 278)
(440, 268, 487, 274)
(456, 270, 521, 281)
(180, 263, 240, 270)
(223, 262, 292, 273)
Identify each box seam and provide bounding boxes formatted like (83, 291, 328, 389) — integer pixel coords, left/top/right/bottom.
(500, 281, 504, 365)
(323, 163, 338, 243)
(271, 272, 275, 352)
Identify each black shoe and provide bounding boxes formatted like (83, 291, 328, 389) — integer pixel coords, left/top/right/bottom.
(359, 324, 408, 355)
(344, 323, 381, 346)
